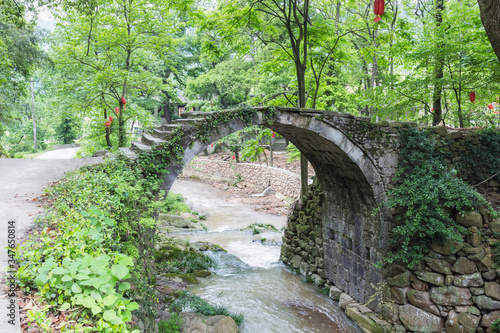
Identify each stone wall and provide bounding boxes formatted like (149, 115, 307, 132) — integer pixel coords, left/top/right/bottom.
(403, 126, 500, 193)
(182, 157, 301, 198)
(281, 177, 500, 332)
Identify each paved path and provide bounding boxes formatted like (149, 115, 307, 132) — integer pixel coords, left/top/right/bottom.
(0, 154, 102, 332)
(35, 147, 80, 160)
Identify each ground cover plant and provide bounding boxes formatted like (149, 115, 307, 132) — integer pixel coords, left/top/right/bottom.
(15, 156, 161, 332)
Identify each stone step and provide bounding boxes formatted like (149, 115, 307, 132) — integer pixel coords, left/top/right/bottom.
(131, 141, 152, 153)
(152, 129, 171, 140)
(180, 111, 217, 119)
(173, 118, 204, 125)
(160, 124, 181, 132)
(118, 147, 137, 159)
(141, 134, 167, 146)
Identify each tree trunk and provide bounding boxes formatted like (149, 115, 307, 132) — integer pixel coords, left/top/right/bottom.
(30, 77, 37, 152)
(432, 0, 444, 126)
(162, 91, 171, 123)
(478, 0, 500, 64)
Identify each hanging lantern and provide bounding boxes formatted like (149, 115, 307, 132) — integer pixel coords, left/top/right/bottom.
(109, 116, 113, 122)
(494, 111, 499, 114)
(105, 121, 111, 127)
(232, 155, 235, 160)
(469, 91, 476, 103)
(488, 104, 494, 110)
(211, 143, 214, 148)
(121, 97, 126, 105)
(272, 131, 276, 138)
(373, 0, 385, 22)
(115, 107, 119, 114)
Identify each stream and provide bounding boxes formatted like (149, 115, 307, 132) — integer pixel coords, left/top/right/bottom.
(170, 179, 362, 333)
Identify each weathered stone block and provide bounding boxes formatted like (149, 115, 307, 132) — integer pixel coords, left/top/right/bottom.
(480, 310, 500, 329)
(425, 257, 452, 275)
(399, 304, 443, 332)
(431, 241, 463, 255)
(473, 295, 500, 310)
(407, 289, 440, 316)
(329, 286, 342, 301)
(339, 293, 355, 310)
(430, 286, 472, 306)
(456, 211, 483, 228)
(485, 282, 500, 301)
(415, 270, 445, 286)
(452, 257, 478, 275)
(453, 272, 484, 288)
(346, 307, 391, 333)
(390, 286, 409, 305)
(290, 255, 302, 269)
(387, 268, 411, 288)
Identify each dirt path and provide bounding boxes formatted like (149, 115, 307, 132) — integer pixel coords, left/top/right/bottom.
(0, 156, 102, 332)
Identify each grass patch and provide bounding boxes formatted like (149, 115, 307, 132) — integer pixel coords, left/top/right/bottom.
(242, 223, 279, 234)
(170, 291, 243, 326)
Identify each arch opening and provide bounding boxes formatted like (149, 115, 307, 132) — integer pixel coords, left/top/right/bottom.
(160, 109, 391, 305)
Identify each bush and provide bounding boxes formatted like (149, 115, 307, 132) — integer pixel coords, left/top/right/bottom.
(386, 126, 489, 267)
(158, 313, 184, 333)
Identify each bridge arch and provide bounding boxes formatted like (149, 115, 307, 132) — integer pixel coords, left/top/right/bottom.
(136, 106, 398, 304)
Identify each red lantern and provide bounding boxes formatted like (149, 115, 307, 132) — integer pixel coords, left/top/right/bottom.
(373, 0, 385, 22)
(121, 97, 126, 105)
(272, 131, 276, 138)
(211, 143, 214, 148)
(115, 107, 119, 114)
(232, 155, 235, 160)
(109, 116, 113, 122)
(469, 91, 476, 103)
(105, 121, 111, 127)
(494, 111, 499, 114)
(488, 104, 494, 110)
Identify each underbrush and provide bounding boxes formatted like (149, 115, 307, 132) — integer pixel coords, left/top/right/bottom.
(242, 223, 279, 234)
(15, 157, 161, 332)
(170, 291, 243, 326)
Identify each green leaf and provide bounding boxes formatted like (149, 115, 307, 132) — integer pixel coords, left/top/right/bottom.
(61, 275, 72, 282)
(116, 254, 134, 267)
(71, 283, 82, 294)
(110, 264, 129, 279)
(75, 273, 89, 280)
(52, 267, 66, 275)
(103, 218, 114, 226)
(82, 296, 96, 309)
(91, 290, 102, 301)
(35, 274, 48, 287)
(80, 210, 89, 217)
(91, 305, 102, 315)
(102, 294, 118, 306)
(126, 301, 139, 311)
(103, 309, 117, 321)
(60, 303, 71, 311)
(118, 282, 131, 291)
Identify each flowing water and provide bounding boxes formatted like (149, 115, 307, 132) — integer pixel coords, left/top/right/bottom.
(170, 179, 362, 333)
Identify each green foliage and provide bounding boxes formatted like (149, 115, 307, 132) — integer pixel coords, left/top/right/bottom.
(286, 142, 301, 162)
(462, 129, 500, 184)
(242, 223, 279, 235)
(386, 126, 488, 267)
(170, 291, 243, 326)
(158, 313, 184, 333)
(160, 192, 193, 215)
(55, 116, 80, 144)
(15, 157, 161, 332)
(156, 248, 215, 274)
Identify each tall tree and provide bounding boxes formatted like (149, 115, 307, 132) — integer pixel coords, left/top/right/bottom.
(477, 0, 500, 64)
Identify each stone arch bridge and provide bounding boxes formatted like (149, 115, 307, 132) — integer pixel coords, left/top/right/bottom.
(127, 106, 402, 305)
